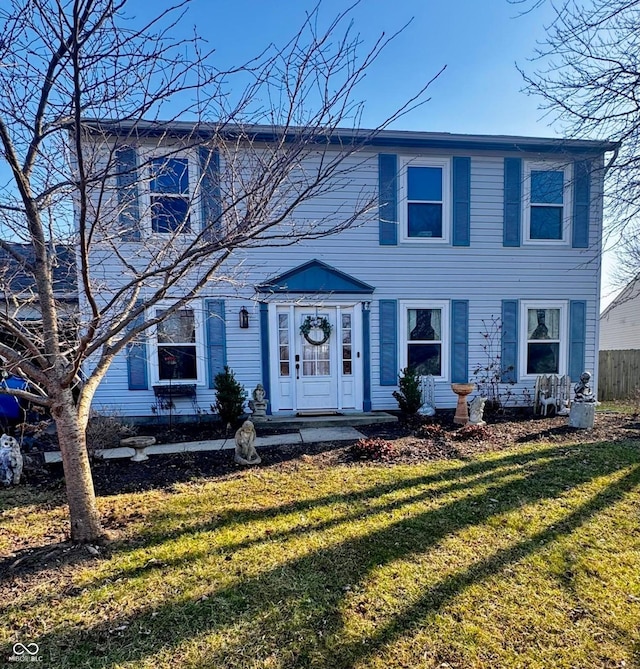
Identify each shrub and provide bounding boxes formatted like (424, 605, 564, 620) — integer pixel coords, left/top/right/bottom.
(86, 410, 136, 456)
(451, 424, 492, 442)
(472, 315, 516, 413)
(212, 366, 247, 432)
(392, 367, 423, 416)
(350, 437, 397, 461)
(415, 423, 446, 440)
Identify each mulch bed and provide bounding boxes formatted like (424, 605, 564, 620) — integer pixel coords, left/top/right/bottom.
(30, 409, 640, 497)
(4, 409, 639, 579)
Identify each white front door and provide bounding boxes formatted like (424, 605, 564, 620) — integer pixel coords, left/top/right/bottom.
(295, 307, 339, 411)
(270, 303, 361, 413)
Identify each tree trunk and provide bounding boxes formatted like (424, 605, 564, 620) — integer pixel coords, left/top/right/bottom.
(53, 389, 103, 543)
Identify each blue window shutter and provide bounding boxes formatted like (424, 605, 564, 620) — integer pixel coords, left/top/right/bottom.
(501, 300, 518, 382)
(452, 157, 471, 247)
(116, 146, 141, 242)
(379, 154, 398, 246)
(572, 160, 590, 248)
(569, 300, 587, 381)
(362, 305, 372, 411)
(503, 158, 522, 247)
(199, 147, 221, 241)
(379, 299, 398, 385)
(259, 303, 271, 412)
(451, 300, 469, 382)
(205, 299, 226, 388)
(126, 300, 148, 390)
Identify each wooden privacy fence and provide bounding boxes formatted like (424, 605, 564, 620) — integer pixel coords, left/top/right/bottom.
(598, 349, 640, 401)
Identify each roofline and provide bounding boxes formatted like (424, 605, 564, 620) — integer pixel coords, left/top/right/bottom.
(81, 119, 619, 155)
(600, 274, 640, 318)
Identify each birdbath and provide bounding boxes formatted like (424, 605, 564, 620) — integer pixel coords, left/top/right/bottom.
(120, 436, 156, 462)
(451, 383, 475, 425)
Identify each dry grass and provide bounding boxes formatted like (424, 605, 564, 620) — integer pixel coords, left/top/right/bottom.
(1, 438, 640, 668)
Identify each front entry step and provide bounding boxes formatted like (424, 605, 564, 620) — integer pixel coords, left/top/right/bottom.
(254, 411, 397, 432)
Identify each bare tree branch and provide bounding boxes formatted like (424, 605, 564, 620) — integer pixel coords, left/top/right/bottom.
(515, 0, 640, 286)
(0, 0, 440, 542)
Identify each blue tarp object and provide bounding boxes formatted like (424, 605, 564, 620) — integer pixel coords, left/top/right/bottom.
(0, 375, 27, 421)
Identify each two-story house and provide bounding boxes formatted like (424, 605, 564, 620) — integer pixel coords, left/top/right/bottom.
(82, 123, 615, 419)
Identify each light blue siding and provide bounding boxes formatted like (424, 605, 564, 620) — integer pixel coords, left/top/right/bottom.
(89, 145, 604, 414)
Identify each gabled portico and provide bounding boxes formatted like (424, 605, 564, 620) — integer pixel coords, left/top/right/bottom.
(257, 260, 374, 414)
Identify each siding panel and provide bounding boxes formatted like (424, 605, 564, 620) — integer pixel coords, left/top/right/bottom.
(88, 148, 603, 414)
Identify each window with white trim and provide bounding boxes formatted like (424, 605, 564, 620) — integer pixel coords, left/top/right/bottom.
(149, 157, 192, 233)
(342, 312, 353, 375)
(401, 158, 450, 242)
(278, 312, 290, 377)
(524, 162, 572, 243)
(400, 301, 450, 379)
(151, 306, 205, 383)
(520, 301, 568, 377)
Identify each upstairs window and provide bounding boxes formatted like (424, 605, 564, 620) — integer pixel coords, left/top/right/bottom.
(150, 157, 191, 233)
(524, 163, 571, 243)
(402, 158, 450, 242)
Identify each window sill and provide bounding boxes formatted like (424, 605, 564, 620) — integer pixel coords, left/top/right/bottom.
(522, 237, 569, 246)
(400, 237, 450, 245)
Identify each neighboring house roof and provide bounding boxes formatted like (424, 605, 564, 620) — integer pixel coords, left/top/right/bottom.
(600, 274, 640, 320)
(599, 275, 640, 350)
(82, 119, 619, 156)
(0, 243, 77, 298)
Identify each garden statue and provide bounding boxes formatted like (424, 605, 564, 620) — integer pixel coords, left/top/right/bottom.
(573, 371, 595, 403)
(234, 420, 261, 465)
(468, 395, 488, 426)
(0, 434, 23, 485)
(248, 383, 268, 421)
(418, 374, 436, 417)
(569, 371, 596, 429)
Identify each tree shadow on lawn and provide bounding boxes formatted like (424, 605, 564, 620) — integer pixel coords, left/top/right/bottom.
(3, 440, 639, 668)
(0, 443, 562, 585)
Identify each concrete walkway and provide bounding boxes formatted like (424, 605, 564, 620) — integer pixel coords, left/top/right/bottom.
(43, 425, 365, 463)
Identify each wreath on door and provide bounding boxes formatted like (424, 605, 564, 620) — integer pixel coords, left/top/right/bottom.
(300, 316, 333, 346)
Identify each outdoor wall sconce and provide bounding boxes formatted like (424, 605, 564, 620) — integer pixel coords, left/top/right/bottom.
(239, 306, 249, 329)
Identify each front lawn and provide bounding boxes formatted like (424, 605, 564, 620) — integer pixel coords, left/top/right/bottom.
(2, 438, 640, 668)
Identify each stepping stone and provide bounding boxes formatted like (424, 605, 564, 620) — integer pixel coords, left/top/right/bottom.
(256, 433, 302, 448)
(299, 427, 364, 443)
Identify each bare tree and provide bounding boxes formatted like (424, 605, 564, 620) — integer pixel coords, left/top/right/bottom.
(513, 0, 637, 282)
(0, 0, 438, 542)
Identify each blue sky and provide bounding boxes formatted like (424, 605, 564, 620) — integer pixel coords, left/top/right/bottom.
(128, 0, 618, 305)
(142, 0, 561, 137)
